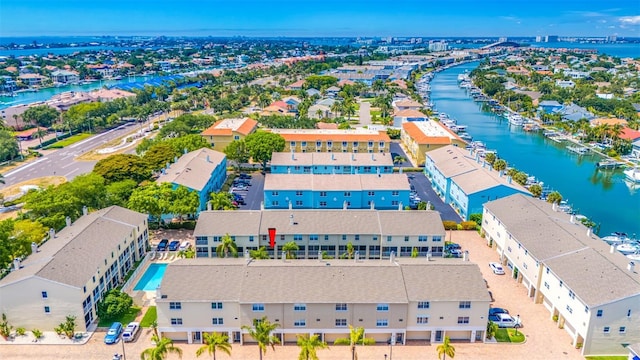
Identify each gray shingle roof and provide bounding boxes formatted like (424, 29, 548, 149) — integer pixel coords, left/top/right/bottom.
(264, 174, 410, 192)
(156, 148, 226, 191)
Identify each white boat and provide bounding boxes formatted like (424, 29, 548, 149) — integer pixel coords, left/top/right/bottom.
(566, 146, 589, 155)
(616, 243, 640, 256)
(508, 114, 524, 126)
(624, 167, 640, 183)
(627, 252, 640, 261)
(601, 232, 629, 245)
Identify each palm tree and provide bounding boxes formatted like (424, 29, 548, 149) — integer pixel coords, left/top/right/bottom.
(436, 336, 455, 360)
(334, 325, 372, 360)
(241, 316, 280, 360)
(529, 184, 543, 198)
(282, 241, 299, 259)
(297, 334, 328, 360)
(209, 192, 236, 210)
(196, 332, 232, 360)
(393, 156, 406, 165)
(150, 320, 159, 339)
(492, 159, 507, 171)
(250, 246, 270, 259)
(216, 234, 238, 258)
(141, 335, 183, 360)
(546, 191, 563, 204)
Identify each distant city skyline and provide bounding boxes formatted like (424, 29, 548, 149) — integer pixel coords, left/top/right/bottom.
(1, 0, 639, 38)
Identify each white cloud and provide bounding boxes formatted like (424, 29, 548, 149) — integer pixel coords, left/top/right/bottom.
(619, 16, 640, 24)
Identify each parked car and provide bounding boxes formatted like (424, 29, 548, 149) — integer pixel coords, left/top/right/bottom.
(489, 262, 505, 275)
(489, 307, 509, 316)
(156, 239, 169, 252)
(104, 322, 123, 344)
(231, 185, 248, 192)
(489, 313, 522, 328)
(235, 198, 246, 205)
(122, 322, 140, 342)
(167, 240, 180, 251)
(446, 249, 463, 258)
(445, 243, 461, 251)
(179, 241, 191, 251)
(239, 173, 252, 179)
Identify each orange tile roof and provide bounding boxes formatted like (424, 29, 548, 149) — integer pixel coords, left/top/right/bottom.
(590, 118, 628, 127)
(402, 122, 462, 145)
(316, 122, 339, 130)
(271, 100, 288, 108)
(236, 118, 258, 135)
(620, 128, 640, 141)
(394, 109, 427, 118)
(202, 120, 232, 136)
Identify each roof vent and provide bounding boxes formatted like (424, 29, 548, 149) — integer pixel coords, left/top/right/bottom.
(628, 262, 635, 272)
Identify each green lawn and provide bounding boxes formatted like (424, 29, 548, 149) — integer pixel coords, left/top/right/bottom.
(140, 306, 157, 327)
(585, 357, 627, 360)
(494, 328, 525, 343)
(98, 306, 141, 327)
(48, 133, 92, 148)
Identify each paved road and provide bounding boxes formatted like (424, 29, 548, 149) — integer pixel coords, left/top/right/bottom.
(409, 172, 462, 222)
(390, 142, 412, 167)
(0, 123, 140, 189)
(358, 100, 371, 126)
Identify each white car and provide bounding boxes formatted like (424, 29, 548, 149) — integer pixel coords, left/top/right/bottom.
(489, 262, 505, 275)
(490, 313, 522, 328)
(122, 322, 140, 342)
(179, 241, 191, 251)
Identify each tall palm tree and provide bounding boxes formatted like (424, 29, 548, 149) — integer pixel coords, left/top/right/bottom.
(241, 316, 280, 360)
(436, 336, 455, 360)
(334, 325, 372, 360)
(282, 241, 299, 259)
(196, 332, 232, 360)
(141, 335, 183, 360)
(216, 234, 238, 258)
(297, 334, 328, 360)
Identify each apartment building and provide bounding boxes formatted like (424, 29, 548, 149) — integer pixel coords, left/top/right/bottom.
(155, 258, 491, 345)
(0, 206, 148, 332)
(263, 174, 411, 210)
(200, 117, 258, 151)
(156, 148, 227, 212)
(424, 145, 530, 220)
(482, 194, 640, 356)
(270, 152, 394, 175)
(270, 129, 390, 153)
(401, 122, 467, 166)
(193, 209, 446, 259)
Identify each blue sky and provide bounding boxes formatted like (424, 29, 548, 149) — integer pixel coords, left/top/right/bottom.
(1, 0, 639, 38)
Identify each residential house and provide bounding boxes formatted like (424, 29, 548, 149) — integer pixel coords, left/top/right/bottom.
(482, 194, 640, 356)
(51, 70, 79, 85)
(1, 75, 17, 92)
(193, 209, 447, 259)
(18, 73, 47, 87)
(271, 129, 391, 153)
(308, 98, 337, 120)
(590, 118, 628, 128)
(631, 139, 640, 159)
(201, 117, 258, 151)
(393, 99, 423, 112)
(270, 152, 394, 175)
(401, 122, 466, 166)
(555, 103, 594, 122)
(556, 80, 575, 88)
(325, 86, 341, 97)
(286, 79, 305, 91)
(305, 88, 321, 97)
(0, 206, 148, 332)
(156, 148, 227, 212)
(393, 109, 429, 127)
(424, 145, 530, 220)
(538, 100, 564, 114)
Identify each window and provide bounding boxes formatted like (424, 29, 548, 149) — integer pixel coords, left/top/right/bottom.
(196, 236, 208, 245)
(387, 236, 392, 242)
(320, 191, 327, 197)
(417, 301, 430, 309)
(272, 201, 279, 206)
(44, 306, 50, 313)
(249, 236, 254, 242)
(294, 319, 306, 327)
(295, 201, 303, 206)
(628, 309, 632, 317)
(391, 201, 399, 206)
(271, 191, 279, 196)
(459, 301, 471, 309)
(376, 304, 389, 312)
(169, 302, 182, 310)
(418, 236, 427, 242)
(457, 317, 470, 324)
(354, 235, 360, 241)
(301, 141, 307, 147)
(603, 327, 610, 333)
(353, 142, 359, 147)
(335, 319, 347, 327)
(171, 318, 183, 326)
(368, 141, 373, 147)
(619, 326, 626, 334)
(379, 141, 385, 148)
(342, 141, 347, 147)
(252, 304, 265, 312)
(211, 302, 223, 309)
(310, 235, 318, 241)
(344, 191, 351, 197)
(327, 141, 333, 147)
(544, 282, 549, 289)
(319, 201, 327, 207)
(212, 318, 224, 325)
(336, 303, 347, 311)
(566, 305, 573, 314)
(324, 235, 329, 241)
(568, 290, 575, 299)
(417, 316, 429, 324)
(392, 191, 399, 196)
(376, 319, 388, 327)
(404, 236, 409, 242)
(290, 141, 296, 147)
(597, 310, 603, 317)
(294, 304, 307, 311)
(41, 291, 48, 299)
(367, 191, 375, 196)
(234, 135, 240, 140)
(432, 236, 442, 242)
(559, 280, 563, 288)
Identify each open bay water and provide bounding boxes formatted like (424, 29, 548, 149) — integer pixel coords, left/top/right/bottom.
(430, 62, 640, 238)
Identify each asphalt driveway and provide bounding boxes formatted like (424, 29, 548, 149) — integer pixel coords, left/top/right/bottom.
(409, 173, 461, 222)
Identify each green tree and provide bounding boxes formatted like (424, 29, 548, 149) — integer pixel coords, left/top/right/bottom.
(486, 321, 498, 340)
(529, 184, 543, 198)
(393, 156, 406, 165)
(58, 315, 76, 338)
(0, 313, 12, 340)
(106, 179, 138, 207)
(241, 316, 281, 360)
(340, 241, 355, 259)
(141, 335, 183, 360)
(143, 143, 179, 172)
(250, 246, 270, 259)
(244, 132, 285, 171)
(282, 241, 299, 259)
(170, 186, 200, 221)
(97, 289, 133, 321)
(93, 154, 151, 184)
(209, 192, 236, 210)
(493, 159, 507, 171)
(128, 183, 173, 226)
(546, 191, 563, 204)
(196, 332, 232, 360)
(0, 129, 19, 162)
(334, 325, 373, 360)
(224, 140, 250, 172)
(297, 334, 328, 360)
(484, 153, 496, 166)
(22, 105, 59, 129)
(216, 234, 238, 258)
(437, 336, 455, 360)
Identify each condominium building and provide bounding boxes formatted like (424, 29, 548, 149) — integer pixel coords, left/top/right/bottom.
(156, 148, 227, 212)
(0, 206, 148, 332)
(482, 194, 640, 356)
(401, 122, 467, 166)
(424, 145, 530, 220)
(201, 117, 258, 151)
(270, 152, 394, 175)
(264, 174, 411, 210)
(155, 258, 491, 345)
(193, 209, 446, 259)
(270, 129, 390, 153)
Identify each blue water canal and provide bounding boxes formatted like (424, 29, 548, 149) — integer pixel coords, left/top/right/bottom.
(429, 62, 640, 238)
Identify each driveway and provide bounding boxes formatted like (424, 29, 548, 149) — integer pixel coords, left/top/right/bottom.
(390, 142, 412, 167)
(358, 100, 371, 126)
(409, 173, 461, 222)
(238, 171, 264, 210)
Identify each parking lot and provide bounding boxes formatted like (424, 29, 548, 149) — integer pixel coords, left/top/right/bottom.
(408, 173, 462, 222)
(233, 171, 265, 210)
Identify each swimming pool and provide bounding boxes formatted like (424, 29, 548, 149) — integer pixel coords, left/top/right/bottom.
(133, 263, 167, 291)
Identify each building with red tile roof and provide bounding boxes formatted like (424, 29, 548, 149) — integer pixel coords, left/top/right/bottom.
(401, 121, 466, 165)
(201, 117, 258, 151)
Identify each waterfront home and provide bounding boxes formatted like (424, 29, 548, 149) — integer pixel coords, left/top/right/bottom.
(393, 98, 423, 112)
(590, 118, 628, 128)
(424, 145, 530, 220)
(401, 122, 466, 166)
(18, 73, 47, 87)
(50, 70, 80, 85)
(271, 128, 390, 153)
(87, 88, 136, 102)
(270, 152, 393, 175)
(631, 139, 640, 159)
(555, 103, 595, 122)
(620, 128, 640, 142)
(1, 75, 17, 92)
(325, 86, 341, 97)
(538, 100, 564, 114)
(263, 173, 410, 210)
(156, 258, 490, 344)
(393, 109, 429, 127)
(201, 117, 258, 151)
(193, 209, 447, 259)
(0, 206, 148, 332)
(156, 148, 227, 212)
(482, 194, 640, 356)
